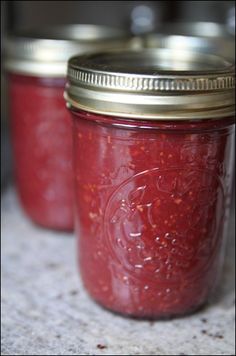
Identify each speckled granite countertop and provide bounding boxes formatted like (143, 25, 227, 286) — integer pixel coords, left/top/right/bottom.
(1, 188, 235, 356)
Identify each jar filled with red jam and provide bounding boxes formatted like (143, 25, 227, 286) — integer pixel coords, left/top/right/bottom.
(65, 49, 235, 318)
(4, 25, 133, 230)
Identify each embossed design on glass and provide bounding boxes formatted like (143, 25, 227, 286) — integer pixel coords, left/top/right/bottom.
(104, 168, 224, 283)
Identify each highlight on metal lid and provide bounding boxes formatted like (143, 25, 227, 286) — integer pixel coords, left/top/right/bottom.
(4, 24, 135, 77)
(151, 22, 234, 38)
(140, 22, 235, 62)
(65, 48, 235, 120)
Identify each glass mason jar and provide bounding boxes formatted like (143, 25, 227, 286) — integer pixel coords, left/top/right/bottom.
(141, 22, 235, 62)
(4, 25, 133, 230)
(65, 49, 235, 318)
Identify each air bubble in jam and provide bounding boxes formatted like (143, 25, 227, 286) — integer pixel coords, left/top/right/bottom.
(129, 232, 142, 237)
(72, 108, 235, 319)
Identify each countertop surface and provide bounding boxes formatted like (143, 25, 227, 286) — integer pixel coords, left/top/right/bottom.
(1, 188, 235, 356)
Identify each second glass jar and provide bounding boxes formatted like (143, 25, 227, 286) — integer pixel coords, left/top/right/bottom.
(5, 25, 132, 230)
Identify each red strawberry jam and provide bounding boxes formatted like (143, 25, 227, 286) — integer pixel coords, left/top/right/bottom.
(72, 110, 234, 318)
(9, 74, 73, 230)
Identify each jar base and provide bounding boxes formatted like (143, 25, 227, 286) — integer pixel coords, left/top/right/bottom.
(85, 290, 208, 321)
(19, 197, 74, 232)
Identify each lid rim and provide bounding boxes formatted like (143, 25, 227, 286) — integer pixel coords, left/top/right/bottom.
(65, 93, 235, 120)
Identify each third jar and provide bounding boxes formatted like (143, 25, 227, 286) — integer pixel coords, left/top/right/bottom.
(65, 49, 235, 318)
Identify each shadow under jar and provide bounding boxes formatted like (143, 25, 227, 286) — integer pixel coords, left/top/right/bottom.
(4, 25, 132, 231)
(65, 49, 235, 318)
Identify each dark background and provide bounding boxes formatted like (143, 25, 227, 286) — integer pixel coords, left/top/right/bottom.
(1, 0, 235, 190)
(2, 1, 235, 31)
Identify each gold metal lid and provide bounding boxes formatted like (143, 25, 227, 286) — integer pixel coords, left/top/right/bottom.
(142, 22, 235, 62)
(153, 22, 234, 38)
(65, 48, 235, 120)
(4, 24, 135, 77)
